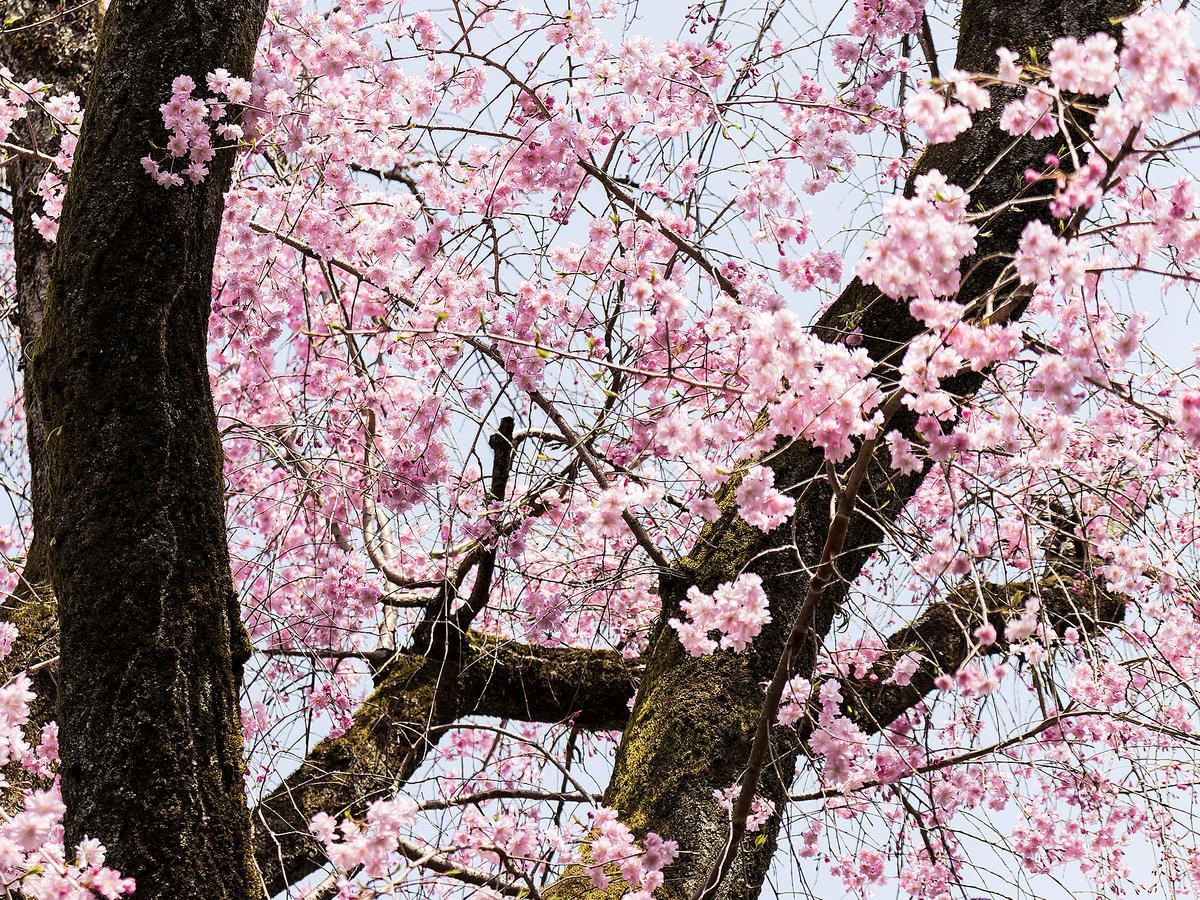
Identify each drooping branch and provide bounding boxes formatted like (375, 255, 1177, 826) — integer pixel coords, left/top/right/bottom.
(582, 3, 1141, 899)
(830, 569, 1126, 741)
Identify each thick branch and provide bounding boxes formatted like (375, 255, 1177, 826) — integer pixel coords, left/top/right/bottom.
(254, 634, 639, 896)
(460, 633, 641, 730)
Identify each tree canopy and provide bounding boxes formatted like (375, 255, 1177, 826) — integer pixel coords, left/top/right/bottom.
(5, 1, 1200, 899)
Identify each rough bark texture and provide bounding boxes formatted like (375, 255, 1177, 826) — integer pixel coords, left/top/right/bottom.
(24, 0, 267, 897)
(256, 633, 640, 895)
(560, 3, 1141, 899)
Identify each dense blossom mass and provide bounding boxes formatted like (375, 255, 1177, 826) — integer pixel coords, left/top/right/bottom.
(8, 0, 1200, 897)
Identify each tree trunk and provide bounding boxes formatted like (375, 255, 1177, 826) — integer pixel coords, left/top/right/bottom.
(26, 0, 267, 896)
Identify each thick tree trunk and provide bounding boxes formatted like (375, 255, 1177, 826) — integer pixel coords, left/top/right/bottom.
(560, 3, 1140, 899)
(25, 1, 267, 897)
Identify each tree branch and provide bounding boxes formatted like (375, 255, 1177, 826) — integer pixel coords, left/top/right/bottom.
(253, 634, 639, 896)
(828, 569, 1126, 740)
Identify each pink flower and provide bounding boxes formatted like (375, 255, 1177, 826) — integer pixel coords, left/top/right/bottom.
(1049, 33, 1118, 96)
(670, 574, 771, 656)
(905, 89, 972, 143)
(713, 785, 775, 832)
(735, 466, 795, 532)
(974, 623, 998, 645)
(857, 171, 977, 301)
(888, 651, 921, 687)
(92, 869, 136, 899)
(1176, 388, 1200, 445)
(886, 431, 923, 475)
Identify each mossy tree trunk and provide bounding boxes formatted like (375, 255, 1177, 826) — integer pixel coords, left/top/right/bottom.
(25, 0, 267, 897)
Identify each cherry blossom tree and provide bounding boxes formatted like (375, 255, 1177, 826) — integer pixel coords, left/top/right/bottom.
(7, 0, 1200, 899)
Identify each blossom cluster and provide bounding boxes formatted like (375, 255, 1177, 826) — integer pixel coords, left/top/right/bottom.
(669, 573, 771, 656)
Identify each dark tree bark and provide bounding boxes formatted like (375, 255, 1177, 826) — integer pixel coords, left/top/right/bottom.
(24, 0, 267, 897)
